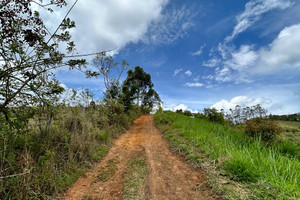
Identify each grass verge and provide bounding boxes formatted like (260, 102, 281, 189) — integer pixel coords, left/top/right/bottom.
(154, 111, 300, 199)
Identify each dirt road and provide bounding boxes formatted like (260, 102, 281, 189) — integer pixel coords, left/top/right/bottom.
(62, 115, 218, 200)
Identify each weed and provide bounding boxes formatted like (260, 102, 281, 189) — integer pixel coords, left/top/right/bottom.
(123, 156, 148, 200)
(0, 105, 144, 199)
(94, 158, 119, 182)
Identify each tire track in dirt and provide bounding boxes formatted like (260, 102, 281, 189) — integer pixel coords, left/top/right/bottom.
(61, 115, 219, 200)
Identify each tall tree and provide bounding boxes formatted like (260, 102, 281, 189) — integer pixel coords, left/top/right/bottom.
(122, 66, 160, 110)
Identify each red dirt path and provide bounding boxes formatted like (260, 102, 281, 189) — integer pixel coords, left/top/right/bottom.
(61, 115, 219, 200)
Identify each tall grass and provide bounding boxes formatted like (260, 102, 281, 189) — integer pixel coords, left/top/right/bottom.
(154, 111, 300, 199)
(0, 103, 144, 199)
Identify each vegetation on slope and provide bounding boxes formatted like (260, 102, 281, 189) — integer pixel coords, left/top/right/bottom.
(0, 1, 161, 198)
(154, 110, 300, 199)
(0, 103, 145, 199)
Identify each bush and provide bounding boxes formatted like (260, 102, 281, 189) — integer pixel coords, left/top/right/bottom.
(183, 110, 192, 116)
(204, 108, 225, 124)
(244, 118, 281, 142)
(193, 113, 206, 120)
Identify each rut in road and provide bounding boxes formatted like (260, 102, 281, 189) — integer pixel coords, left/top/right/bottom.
(62, 115, 218, 200)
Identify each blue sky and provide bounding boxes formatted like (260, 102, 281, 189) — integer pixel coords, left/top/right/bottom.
(50, 0, 300, 114)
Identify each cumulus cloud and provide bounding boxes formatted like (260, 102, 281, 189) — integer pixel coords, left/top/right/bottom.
(173, 68, 183, 76)
(185, 70, 192, 76)
(227, 0, 293, 41)
(257, 23, 300, 73)
(185, 82, 204, 87)
(37, 0, 169, 54)
(165, 103, 199, 113)
(203, 0, 297, 84)
(204, 23, 300, 83)
(226, 45, 259, 71)
(211, 96, 272, 112)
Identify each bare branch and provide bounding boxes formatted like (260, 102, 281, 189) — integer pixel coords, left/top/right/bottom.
(0, 168, 32, 179)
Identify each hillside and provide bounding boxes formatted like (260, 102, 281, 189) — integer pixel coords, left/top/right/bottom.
(154, 111, 300, 199)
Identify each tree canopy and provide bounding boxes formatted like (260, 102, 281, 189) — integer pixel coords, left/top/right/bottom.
(0, 0, 100, 123)
(121, 66, 161, 111)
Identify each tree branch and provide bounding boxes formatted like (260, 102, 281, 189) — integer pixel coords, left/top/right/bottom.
(0, 168, 32, 179)
(46, 0, 79, 44)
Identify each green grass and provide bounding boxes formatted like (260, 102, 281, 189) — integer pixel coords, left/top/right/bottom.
(0, 105, 145, 199)
(123, 156, 148, 200)
(277, 121, 300, 144)
(154, 111, 300, 199)
(94, 158, 119, 182)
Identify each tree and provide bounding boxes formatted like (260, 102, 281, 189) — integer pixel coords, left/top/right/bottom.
(92, 52, 128, 102)
(204, 108, 225, 124)
(141, 88, 161, 110)
(122, 66, 161, 111)
(222, 104, 268, 124)
(0, 0, 101, 124)
(79, 88, 94, 107)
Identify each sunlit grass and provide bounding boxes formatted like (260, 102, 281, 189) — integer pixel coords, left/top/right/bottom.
(154, 111, 300, 199)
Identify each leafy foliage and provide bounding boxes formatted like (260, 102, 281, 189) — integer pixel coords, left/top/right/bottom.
(0, 0, 101, 125)
(204, 108, 225, 124)
(0, 104, 144, 199)
(122, 66, 161, 111)
(244, 118, 282, 142)
(92, 52, 129, 102)
(269, 113, 300, 122)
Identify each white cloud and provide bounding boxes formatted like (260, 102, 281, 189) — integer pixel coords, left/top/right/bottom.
(211, 96, 272, 112)
(37, 0, 169, 54)
(226, 45, 258, 71)
(205, 23, 300, 83)
(173, 68, 183, 76)
(257, 23, 300, 73)
(215, 67, 233, 82)
(227, 0, 293, 41)
(184, 70, 192, 76)
(143, 5, 197, 45)
(193, 75, 200, 81)
(202, 58, 221, 67)
(165, 103, 199, 113)
(185, 82, 204, 87)
(173, 104, 188, 111)
(192, 45, 205, 56)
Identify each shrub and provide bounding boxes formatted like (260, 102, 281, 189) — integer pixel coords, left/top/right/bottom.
(193, 113, 206, 120)
(244, 118, 281, 142)
(183, 110, 192, 116)
(204, 108, 225, 124)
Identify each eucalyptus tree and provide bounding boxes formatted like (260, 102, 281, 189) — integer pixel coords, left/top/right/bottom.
(122, 66, 161, 111)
